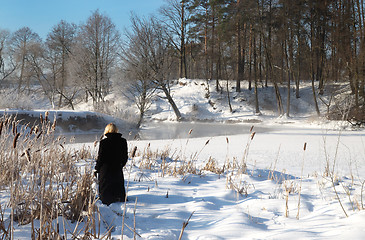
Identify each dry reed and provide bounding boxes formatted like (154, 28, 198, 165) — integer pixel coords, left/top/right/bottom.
(296, 142, 307, 220)
(178, 211, 194, 240)
(0, 114, 98, 239)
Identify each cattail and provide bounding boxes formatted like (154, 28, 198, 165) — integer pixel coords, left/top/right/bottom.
(0, 121, 3, 136)
(51, 118, 56, 130)
(226, 137, 229, 144)
(205, 139, 210, 145)
(4, 118, 9, 127)
(34, 125, 39, 134)
(40, 114, 43, 124)
(13, 133, 20, 148)
(45, 111, 49, 122)
(37, 131, 43, 139)
(29, 126, 34, 135)
(303, 142, 307, 151)
(25, 148, 31, 162)
(188, 129, 193, 135)
(131, 146, 137, 158)
(250, 125, 254, 132)
(250, 131, 256, 140)
(12, 121, 16, 135)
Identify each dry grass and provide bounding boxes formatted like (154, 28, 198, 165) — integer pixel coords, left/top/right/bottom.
(0, 114, 97, 239)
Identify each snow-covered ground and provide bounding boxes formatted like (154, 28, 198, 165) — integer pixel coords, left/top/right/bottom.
(1, 79, 365, 239)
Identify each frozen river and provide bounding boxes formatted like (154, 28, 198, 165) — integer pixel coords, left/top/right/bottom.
(60, 120, 364, 144)
(62, 121, 271, 143)
(136, 121, 269, 140)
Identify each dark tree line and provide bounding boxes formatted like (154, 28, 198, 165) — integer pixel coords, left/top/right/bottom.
(175, 0, 365, 116)
(0, 1, 364, 124)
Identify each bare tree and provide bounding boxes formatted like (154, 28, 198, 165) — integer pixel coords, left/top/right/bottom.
(70, 10, 120, 105)
(0, 29, 16, 84)
(159, 0, 189, 79)
(27, 40, 56, 105)
(120, 59, 156, 127)
(120, 29, 157, 127)
(46, 20, 77, 108)
(125, 14, 182, 121)
(10, 27, 42, 93)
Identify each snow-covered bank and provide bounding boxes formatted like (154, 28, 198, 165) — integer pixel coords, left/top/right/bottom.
(0, 109, 122, 132)
(144, 79, 353, 126)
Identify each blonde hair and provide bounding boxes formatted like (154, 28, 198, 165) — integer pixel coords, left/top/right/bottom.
(104, 123, 118, 135)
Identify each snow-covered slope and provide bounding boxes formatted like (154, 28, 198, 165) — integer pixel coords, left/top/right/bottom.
(147, 79, 333, 122)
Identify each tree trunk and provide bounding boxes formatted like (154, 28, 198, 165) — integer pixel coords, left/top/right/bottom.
(311, 77, 320, 116)
(204, 6, 209, 81)
(285, 39, 291, 118)
(258, 2, 263, 87)
(248, 25, 253, 91)
(227, 79, 233, 113)
(274, 81, 284, 115)
(180, 0, 187, 79)
(18, 55, 26, 94)
(236, 0, 243, 92)
(253, 34, 260, 114)
(137, 111, 144, 129)
(211, 4, 217, 91)
(358, 0, 365, 98)
(286, 71, 290, 118)
(236, 16, 242, 92)
(296, 22, 301, 99)
(161, 84, 182, 121)
(309, 1, 320, 117)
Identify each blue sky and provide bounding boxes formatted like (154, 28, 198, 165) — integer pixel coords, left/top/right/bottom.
(0, 0, 165, 40)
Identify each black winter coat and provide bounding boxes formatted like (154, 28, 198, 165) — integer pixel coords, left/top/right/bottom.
(95, 133, 128, 205)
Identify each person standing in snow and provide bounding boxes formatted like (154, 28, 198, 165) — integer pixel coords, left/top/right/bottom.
(95, 123, 128, 205)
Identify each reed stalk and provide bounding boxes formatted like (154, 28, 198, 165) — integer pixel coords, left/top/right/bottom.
(296, 142, 307, 220)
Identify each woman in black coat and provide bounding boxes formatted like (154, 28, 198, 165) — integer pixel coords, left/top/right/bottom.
(95, 123, 128, 205)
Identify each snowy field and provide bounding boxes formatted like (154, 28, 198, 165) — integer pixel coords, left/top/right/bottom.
(64, 125, 364, 240)
(7, 125, 365, 239)
(1, 79, 365, 239)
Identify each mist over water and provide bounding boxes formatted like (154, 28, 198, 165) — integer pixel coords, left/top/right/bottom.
(63, 121, 271, 143)
(137, 121, 270, 140)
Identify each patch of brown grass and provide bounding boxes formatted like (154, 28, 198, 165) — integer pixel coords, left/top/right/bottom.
(0, 114, 97, 239)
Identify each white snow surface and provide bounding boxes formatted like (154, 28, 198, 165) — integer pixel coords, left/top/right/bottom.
(1, 79, 365, 239)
